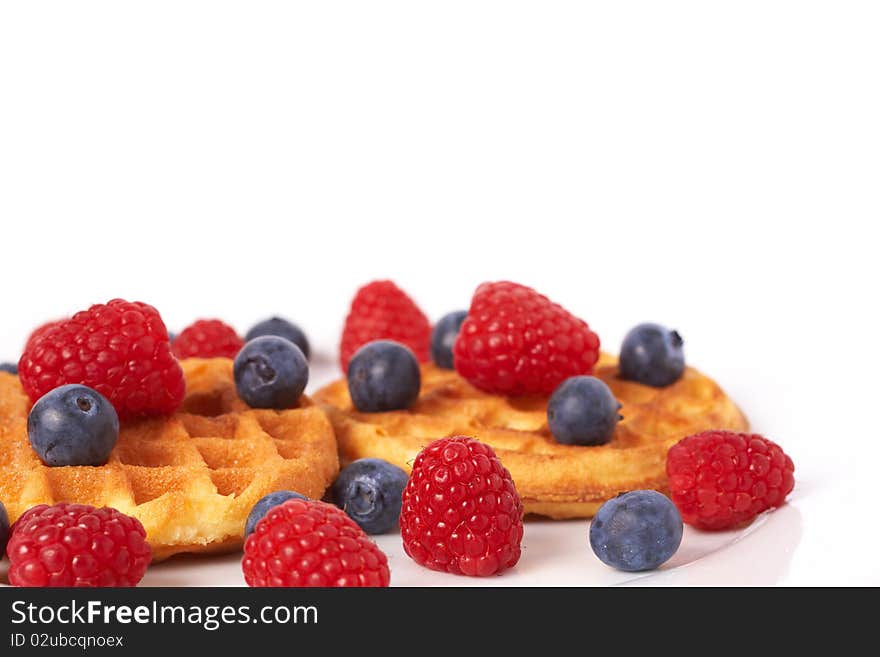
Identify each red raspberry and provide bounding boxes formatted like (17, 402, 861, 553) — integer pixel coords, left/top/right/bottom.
(18, 299, 184, 419)
(666, 430, 795, 530)
(453, 281, 600, 396)
(171, 319, 243, 359)
(400, 436, 524, 577)
(11, 505, 46, 529)
(24, 319, 65, 350)
(242, 499, 390, 587)
(6, 503, 151, 587)
(339, 280, 431, 371)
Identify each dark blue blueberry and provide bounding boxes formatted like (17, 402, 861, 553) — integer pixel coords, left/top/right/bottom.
(619, 323, 685, 387)
(246, 317, 310, 360)
(27, 384, 119, 467)
(0, 362, 18, 374)
(589, 490, 683, 572)
(547, 376, 621, 446)
(168, 332, 177, 343)
(347, 340, 420, 412)
(331, 458, 408, 534)
(245, 490, 307, 536)
(0, 501, 9, 556)
(234, 336, 309, 409)
(430, 310, 467, 369)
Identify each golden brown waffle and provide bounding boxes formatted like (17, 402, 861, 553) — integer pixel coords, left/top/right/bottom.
(314, 353, 747, 519)
(0, 358, 338, 560)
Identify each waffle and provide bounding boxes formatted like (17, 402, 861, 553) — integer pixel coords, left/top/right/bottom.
(314, 353, 747, 519)
(0, 358, 338, 560)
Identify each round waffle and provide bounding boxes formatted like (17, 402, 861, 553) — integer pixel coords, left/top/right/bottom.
(314, 354, 747, 519)
(0, 358, 338, 560)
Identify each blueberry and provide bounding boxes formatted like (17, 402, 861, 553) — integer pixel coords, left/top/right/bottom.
(347, 340, 420, 412)
(27, 384, 119, 467)
(245, 490, 307, 536)
(246, 317, 310, 360)
(0, 501, 9, 555)
(0, 362, 17, 374)
(234, 336, 309, 409)
(589, 490, 683, 572)
(430, 310, 467, 369)
(168, 331, 177, 343)
(619, 323, 685, 387)
(547, 376, 621, 446)
(331, 458, 408, 534)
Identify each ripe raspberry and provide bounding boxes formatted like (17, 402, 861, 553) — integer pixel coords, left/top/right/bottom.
(18, 299, 184, 419)
(453, 281, 600, 396)
(339, 280, 431, 371)
(171, 319, 244, 359)
(242, 499, 390, 587)
(666, 430, 795, 530)
(400, 436, 524, 577)
(6, 503, 151, 587)
(25, 319, 65, 350)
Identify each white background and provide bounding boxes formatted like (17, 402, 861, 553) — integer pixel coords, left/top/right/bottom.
(1, 1, 877, 585)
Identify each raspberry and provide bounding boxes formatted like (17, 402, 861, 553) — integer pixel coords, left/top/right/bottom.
(339, 280, 431, 371)
(400, 436, 524, 577)
(25, 319, 65, 350)
(171, 319, 243, 359)
(242, 499, 390, 587)
(666, 430, 795, 530)
(453, 281, 600, 396)
(18, 299, 184, 419)
(6, 503, 151, 587)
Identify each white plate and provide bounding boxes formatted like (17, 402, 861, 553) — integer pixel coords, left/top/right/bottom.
(0, 498, 804, 587)
(135, 501, 802, 587)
